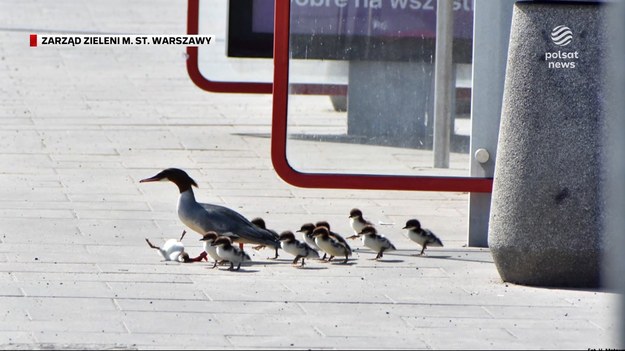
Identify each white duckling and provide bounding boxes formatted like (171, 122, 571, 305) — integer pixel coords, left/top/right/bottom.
(402, 219, 443, 255)
(278, 230, 319, 267)
(145, 230, 205, 262)
(312, 226, 352, 264)
(315, 221, 351, 251)
(315, 221, 352, 261)
(357, 225, 396, 260)
(211, 236, 251, 271)
(296, 223, 322, 252)
(198, 231, 223, 268)
(349, 208, 374, 236)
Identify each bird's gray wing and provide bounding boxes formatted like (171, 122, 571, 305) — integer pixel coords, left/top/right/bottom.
(199, 203, 280, 248)
(330, 232, 352, 252)
(424, 229, 444, 246)
(382, 236, 396, 250)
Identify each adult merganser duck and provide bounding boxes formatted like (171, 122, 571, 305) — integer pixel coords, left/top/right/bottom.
(357, 225, 396, 260)
(402, 219, 443, 255)
(250, 217, 280, 259)
(140, 168, 280, 252)
(349, 208, 374, 236)
(211, 236, 251, 271)
(145, 230, 206, 262)
(312, 226, 352, 264)
(278, 231, 319, 267)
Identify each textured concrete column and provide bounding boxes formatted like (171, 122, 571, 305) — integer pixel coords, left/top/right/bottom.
(488, 2, 605, 287)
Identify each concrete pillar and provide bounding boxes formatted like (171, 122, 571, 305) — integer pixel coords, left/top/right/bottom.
(489, 2, 605, 287)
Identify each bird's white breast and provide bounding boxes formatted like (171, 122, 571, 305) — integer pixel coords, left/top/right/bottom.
(350, 218, 366, 234)
(315, 237, 345, 257)
(303, 234, 321, 250)
(281, 241, 304, 257)
(363, 234, 386, 252)
(203, 241, 221, 261)
(406, 230, 428, 246)
(216, 247, 249, 264)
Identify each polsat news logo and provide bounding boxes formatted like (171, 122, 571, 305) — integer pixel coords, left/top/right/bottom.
(545, 25, 578, 69)
(550, 25, 573, 46)
(29, 34, 214, 47)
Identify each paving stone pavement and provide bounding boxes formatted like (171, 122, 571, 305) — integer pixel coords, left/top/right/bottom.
(0, 0, 619, 349)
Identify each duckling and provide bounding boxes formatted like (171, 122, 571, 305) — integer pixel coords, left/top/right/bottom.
(145, 230, 206, 262)
(198, 231, 224, 268)
(402, 219, 443, 255)
(211, 236, 251, 271)
(296, 223, 322, 253)
(278, 231, 319, 267)
(250, 217, 280, 259)
(349, 208, 374, 236)
(312, 226, 352, 264)
(315, 221, 351, 253)
(358, 225, 396, 260)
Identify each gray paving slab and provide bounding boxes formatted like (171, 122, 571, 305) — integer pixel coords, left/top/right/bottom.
(114, 298, 304, 315)
(0, 332, 35, 346)
(31, 331, 232, 350)
(0, 0, 619, 349)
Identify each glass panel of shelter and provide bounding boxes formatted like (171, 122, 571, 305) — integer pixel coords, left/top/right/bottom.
(285, 0, 474, 177)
